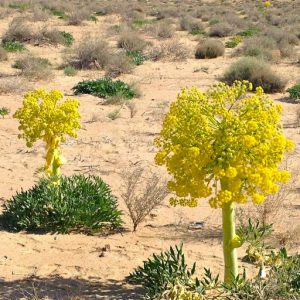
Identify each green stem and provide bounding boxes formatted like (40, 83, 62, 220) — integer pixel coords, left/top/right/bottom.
(222, 200, 238, 283)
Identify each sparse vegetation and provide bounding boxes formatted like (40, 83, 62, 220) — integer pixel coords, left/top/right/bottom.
(195, 39, 225, 59)
(64, 65, 77, 76)
(0, 107, 10, 118)
(0, 47, 8, 60)
(117, 32, 147, 52)
(2, 40, 25, 52)
(287, 84, 300, 100)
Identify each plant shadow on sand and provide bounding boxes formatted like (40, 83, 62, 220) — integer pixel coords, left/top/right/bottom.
(0, 276, 144, 300)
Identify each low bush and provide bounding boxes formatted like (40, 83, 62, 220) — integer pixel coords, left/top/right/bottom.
(73, 77, 137, 100)
(128, 244, 198, 299)
(287, 84, 300, 100)
(225, 36, 242, 48)
(0, 175, 123, 234)
(209, 22, 234, 37)
(117, 32, 147, 52)
(156, 22, 175, 39)
(13, 55, 53, 81)
(0, 107, 10, 118)
(195, 39, 225, 59)
(64, 65, 77, 76)
(0, 77, 28, 94)
(222, 57, 286, 93)
(67, 10, 90, 25)
(1, 40, 25, 52)
(179, 15, 203, 35)
(237, 27, 259, 37)
(59, 31, 74, 46)
(65, 37, 111, 69)
(0, 47, 8, 60)
(105, 53, 134, 78)
(126, 50, 147, 65)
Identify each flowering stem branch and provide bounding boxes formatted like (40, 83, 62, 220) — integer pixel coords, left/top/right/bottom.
(222, 197, 238, 283)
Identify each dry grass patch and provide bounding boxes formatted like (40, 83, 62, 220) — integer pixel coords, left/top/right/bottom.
(117, 32, 147, 52)
(209, 22, 235, 37)
(0, 47, 8, 61)
(195, 39, 225, 59)
(105, 52, 134, 78)
(0, 76, 28, 94)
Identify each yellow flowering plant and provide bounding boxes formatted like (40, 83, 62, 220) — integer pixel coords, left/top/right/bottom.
(155, 81, 293, 283)
(14, 89, 81, 180)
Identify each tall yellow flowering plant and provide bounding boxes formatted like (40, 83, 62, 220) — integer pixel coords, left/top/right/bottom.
(14, 89, 81, 179)
(155, 81, 294, 283)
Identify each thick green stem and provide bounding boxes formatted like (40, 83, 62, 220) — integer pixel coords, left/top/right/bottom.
(222, 201, 238, 283)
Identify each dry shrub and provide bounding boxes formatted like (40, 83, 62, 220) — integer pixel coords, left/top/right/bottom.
(2, 17, 34, 43)
(121, 167, 169, 231)
(13, 55, 53, 81)
(105, 52, 134, 78)
(0, 76, 28, 94)
(65, 36, 111, 69)
(0, 47, 8, 61)
(67, 9, 90, 25)
(222, 57, 286, 93)
(117, 32, 147, 52)
(209, 22, 234, 37)
(31, 6, 49, 21)
(179, 15, 203, 33)
(38, 28, 65, 45)
(195, 39, 225, 59)
(148, 40, 189, 62)
(156, 21, 175, 39)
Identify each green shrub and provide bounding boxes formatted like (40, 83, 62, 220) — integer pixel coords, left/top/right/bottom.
(237, 28, 259, 37)
(222, 57, 286, 93)
(287, 84, 300, 99)
(73, 77, 137, 100)
(128, 244, 198, 299)
(225, 35, 242, 48)
(126, 50, 147, 65)
(0, 175, 123, 234)
(0, 107, 10, 118)
(59, 31, 74, 46)
(64, 65, 77, 76)
(195, 39, 225, 59)
(2, 41, 25, 52)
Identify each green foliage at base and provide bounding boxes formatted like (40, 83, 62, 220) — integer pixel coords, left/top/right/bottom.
(126, 50, 147, 65)
(225, 36, 242, 48)
(64, 65, 77, 76)
(128, 244, 198, 299)
(2, 41, 25, 52)
(0, 175, 123, 234)
(59, 31, 74, 47)
(287, 84, 300, 100)
(73, 77, 137, 99)
(237, 28, 259, 37)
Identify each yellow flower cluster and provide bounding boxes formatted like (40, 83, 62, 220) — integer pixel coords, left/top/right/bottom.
(14, 89, 81, 176)
(264, 1, 271, 8)
(155, 284, 202, 300)
(155, 81, 293, 208)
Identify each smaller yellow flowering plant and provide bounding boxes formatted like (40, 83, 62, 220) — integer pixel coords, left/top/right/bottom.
(14, 89, 81, 179)
(155, 81, 293, 283)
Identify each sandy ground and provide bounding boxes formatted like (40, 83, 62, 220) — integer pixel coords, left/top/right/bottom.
(0, 9, 299, 300)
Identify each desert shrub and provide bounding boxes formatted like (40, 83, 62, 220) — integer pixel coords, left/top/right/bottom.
(179, 15, 203, 35)
(31, 6, 49, 21)
(43, 5, 66, 19)
(121, 167, 168, 231)
(287, 84, 300, 100)
(148, 40, 189, 61)
(225, 36, 242, 48)
(59, 31, 74, 46)
(38, 29, 71, 46)
(105, 52, 134, 78)
(0, 47, 8, 60)
(0, 175, 123, 234)
(0, 107, 10, 118)
(156, 22, 175, 39)
(67, 9, 90, 25)
(8, 1, 30, 11)
(240, 36, 278, 61)
(195, 39, 225, 59)
(64, 65, 77, 76)
(128, 244, 198, 299)
(117, 32, 147, 52)
(209, 22, 234, 37)
(126, 50, 147, 65)
(2, 17, 34, 43)
(73, 77, 137, 100)
(12, 55, 52, 80)
(0, 77, 28, 94)
(2, 40, 25, 52)
(237, 27, 259, 37)
(222, 57, 286, 93)
(107, 108, 121, 120)
(65, 37, 111, 69)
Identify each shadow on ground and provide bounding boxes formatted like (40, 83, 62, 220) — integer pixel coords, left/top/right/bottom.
(0, 276, 143, 300)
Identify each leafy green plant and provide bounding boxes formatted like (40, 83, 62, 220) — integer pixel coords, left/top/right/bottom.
(107, 108, 121, 120)
(128, 244, 198, 299)
(287, 84, 300, 100)
(2, 41, 25, 52)
(64, 65, 77, 76)
(0, 175, 123, 234)
(59, 31, 74, 47)
(44, 6, 66, 19)
(126, 50, 147, 65)
(225, 36, 242, 48)
(73, 77, 137, 100)
(0, 107, 10, 118)
(237, 28, 259, 37)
